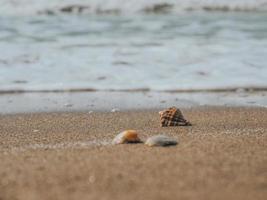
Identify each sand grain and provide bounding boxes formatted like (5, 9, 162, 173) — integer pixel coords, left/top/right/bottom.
(0, 107, 267, 200)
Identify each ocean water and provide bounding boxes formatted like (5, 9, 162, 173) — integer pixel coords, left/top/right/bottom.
(0, 0, 267, 92)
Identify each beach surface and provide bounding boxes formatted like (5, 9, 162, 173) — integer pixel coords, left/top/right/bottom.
(0, 107, 267, 200)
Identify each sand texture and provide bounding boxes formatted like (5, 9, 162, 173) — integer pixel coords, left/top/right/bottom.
(0, 107, 267, 200)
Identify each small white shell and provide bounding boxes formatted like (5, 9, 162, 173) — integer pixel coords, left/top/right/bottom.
(111, 108, 120, 112)
(112, 130, 142, 145)
(145, 135, 178, 147)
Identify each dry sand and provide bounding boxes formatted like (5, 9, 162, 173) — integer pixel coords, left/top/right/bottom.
(0, 107, 267, 200)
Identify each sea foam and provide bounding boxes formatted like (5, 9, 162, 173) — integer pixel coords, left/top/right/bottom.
(0, 0, 267, 16)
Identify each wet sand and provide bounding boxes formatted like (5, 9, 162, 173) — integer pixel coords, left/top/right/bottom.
(0, 107, 267, 200)
(1, 91, 267, 114)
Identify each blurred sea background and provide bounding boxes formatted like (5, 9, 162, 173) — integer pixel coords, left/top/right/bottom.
(0, 0, 267, 92)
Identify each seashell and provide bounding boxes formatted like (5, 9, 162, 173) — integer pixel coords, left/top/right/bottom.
(159, 107, 191, 127)
(145, 135, 178, 147)
(112, 130, 142, 144)
(111, 108, 120, 113)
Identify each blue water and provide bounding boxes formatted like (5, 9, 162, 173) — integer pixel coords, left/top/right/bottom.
(0, 11, 267, 91)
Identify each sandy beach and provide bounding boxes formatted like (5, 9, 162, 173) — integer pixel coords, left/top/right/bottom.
(1, 1, 267, 199)
(0, 107, 266, 200)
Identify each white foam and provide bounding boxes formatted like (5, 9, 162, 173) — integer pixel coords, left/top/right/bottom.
(0, 0, 267, 16)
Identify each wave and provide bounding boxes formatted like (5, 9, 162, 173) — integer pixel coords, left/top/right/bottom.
(1, 0, 267, 15)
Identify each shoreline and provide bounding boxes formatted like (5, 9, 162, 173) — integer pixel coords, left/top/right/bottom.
(0, 107, 267, 200)
(1, 86, 267, 94)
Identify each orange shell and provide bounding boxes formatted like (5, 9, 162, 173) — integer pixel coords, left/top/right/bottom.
(122, 130, 139, 141)
(112, 130, 142, 144)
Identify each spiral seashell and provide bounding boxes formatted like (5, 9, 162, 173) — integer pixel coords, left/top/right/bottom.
(159, 107, 191, 127)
